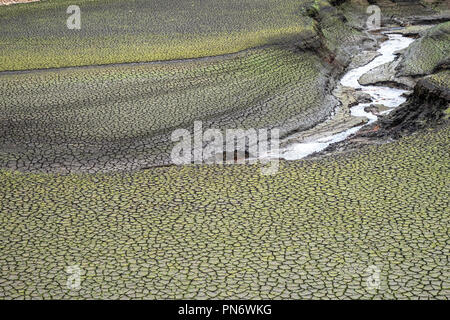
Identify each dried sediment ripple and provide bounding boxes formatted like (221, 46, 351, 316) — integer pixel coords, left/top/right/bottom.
(0, 46, 334, 173)
(0, 125, 448, 299)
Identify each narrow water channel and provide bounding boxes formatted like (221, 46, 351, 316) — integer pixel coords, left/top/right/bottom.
(281, 33, 415, 160)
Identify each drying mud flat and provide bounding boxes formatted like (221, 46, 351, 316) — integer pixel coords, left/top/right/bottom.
(0, 0, 449, 300)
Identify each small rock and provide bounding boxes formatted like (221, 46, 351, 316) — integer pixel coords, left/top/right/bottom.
(364, 104, 391, 116)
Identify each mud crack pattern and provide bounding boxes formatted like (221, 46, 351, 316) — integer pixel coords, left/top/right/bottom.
(0, 125, 449, 299)
(0, 46, 333, 173)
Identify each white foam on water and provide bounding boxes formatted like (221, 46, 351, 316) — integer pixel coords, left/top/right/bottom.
(281, 33, 415, 160)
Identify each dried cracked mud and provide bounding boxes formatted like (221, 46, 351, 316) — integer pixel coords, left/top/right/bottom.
(0, 0, 449, 300)
(0, 46, 335, 173)
(1, 126, 449, 299)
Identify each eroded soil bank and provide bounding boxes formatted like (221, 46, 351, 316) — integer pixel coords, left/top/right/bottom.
(319, 70, 450, 156)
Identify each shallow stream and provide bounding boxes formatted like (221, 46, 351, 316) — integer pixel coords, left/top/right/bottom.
(281, 33, 415, 160)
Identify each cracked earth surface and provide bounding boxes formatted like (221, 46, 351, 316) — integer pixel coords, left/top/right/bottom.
(0, 125, 448, 299)
(0, 46, 334, 173)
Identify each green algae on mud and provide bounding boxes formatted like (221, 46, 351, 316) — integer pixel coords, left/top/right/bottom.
(0, 124, 449, 299)
(0, 0, 318, 71)
(0, 46, 327, 138)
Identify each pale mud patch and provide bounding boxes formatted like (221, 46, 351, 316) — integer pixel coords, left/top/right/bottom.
(0, 0, 39, 5)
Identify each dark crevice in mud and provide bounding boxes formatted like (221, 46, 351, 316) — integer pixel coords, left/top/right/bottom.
(431, 61, 450, 74)
(141, 163, 175, 170)
(407, 16, 450, 26)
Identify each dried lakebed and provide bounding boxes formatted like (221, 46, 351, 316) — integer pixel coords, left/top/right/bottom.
(0, 28, 431, 173)
(279, 33, 416, 160)
(0, 5, 448, 300)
